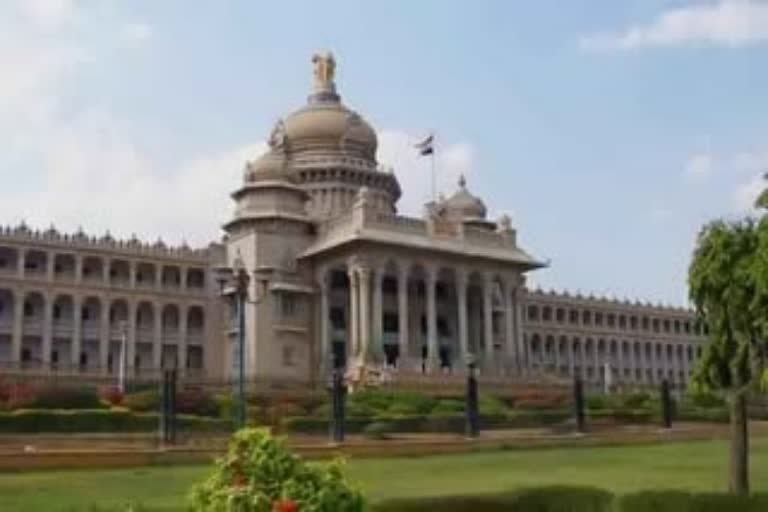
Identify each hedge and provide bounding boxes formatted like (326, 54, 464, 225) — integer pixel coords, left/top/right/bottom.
(0, 409, 232, 433)
(375, 488, 768, 512)
(282, 410, 573, 435)
(617, 490, 768, 512)
(374, 485, 613, 512)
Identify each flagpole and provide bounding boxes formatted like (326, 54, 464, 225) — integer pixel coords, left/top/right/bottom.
(431, 132, 436, 201)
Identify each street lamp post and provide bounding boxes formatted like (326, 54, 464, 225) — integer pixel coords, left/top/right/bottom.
(465, 354, 480, 439)
(214, 254, 269, 430)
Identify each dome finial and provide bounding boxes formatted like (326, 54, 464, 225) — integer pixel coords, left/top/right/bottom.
(310, 51, 338, 102)
(458, 174, 467, 189)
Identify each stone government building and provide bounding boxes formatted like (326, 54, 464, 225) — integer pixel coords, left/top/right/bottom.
(0, 53, 706, 389)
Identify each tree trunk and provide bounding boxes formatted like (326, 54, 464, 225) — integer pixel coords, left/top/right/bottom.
(729, 390, 749, 495)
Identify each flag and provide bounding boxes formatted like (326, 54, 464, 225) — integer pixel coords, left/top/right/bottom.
(414, 134, 434, 156)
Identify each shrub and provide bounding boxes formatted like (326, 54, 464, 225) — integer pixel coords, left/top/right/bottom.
(98, 385, 124, 407)
(685, 390, 726, 409)
(620, 391, 656, 410)
(375, 486, 613, 512)
(176, 387, 219, 417)
(618, 490, 768, 512)
(384, 391, 436, 416)
(478, 395, 509, 416)
(28, 385, 104, 410)
(189, 428, 365, 512)
(0, 408, 231, 433)
(123, 389, 160, 413)
(362, 421, 394, 440)
(431, 399, 465, 415)
(0, 379, 39, 410)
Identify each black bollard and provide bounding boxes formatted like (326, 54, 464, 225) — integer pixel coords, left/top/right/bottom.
(573, 376, 586, 433)
(168, 369, 177, 444)
(329, 369, 346, 443)
(465, 365, 480, 439)
(661, 379, 673, 429)
(159, 371, 168, 444)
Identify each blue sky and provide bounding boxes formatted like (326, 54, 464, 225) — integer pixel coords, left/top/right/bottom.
(2, 0, 767, 306)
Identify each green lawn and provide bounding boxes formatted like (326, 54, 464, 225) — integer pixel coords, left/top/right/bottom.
(1, 438, 767, 511)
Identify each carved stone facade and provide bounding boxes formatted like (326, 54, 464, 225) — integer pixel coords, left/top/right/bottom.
(0, 53, 707, 387)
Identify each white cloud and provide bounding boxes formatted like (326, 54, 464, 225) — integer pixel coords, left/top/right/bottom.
(580, 0, 768, 51)
(0, 1, 261, 248)
(377, 130, 475, 215)
(18, 0, 77, 30)
(684, 153, 715, 181)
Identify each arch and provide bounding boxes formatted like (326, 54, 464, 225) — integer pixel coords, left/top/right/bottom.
(53, 254, 76, 280)
(542, 305, 552, 322)
(0, 246, 20, 274)
(24, 250, 48, 276)
(528, 304, 539, 321)
(161, 304, 180, 331)
(555, 307, 565, 323)
(581, 309, 592, 325)
(187, 305, 205, 332)
(109, 259, 130, 286)
(109, 299, 129, 328)
(161, 266, 182, 288)
(52, 294, 75, 327)
(186, 267, 206, 289)
(135, 262, 157, 288)
(0, 289, 14, 362)
(82, 256, 104, 283)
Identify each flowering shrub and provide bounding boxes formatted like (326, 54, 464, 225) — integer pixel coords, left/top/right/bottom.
(98, 386, 124, 407)
(0, 379, 39, 410)
(190, 428, 365, 512)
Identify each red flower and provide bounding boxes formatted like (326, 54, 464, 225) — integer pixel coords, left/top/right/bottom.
(272, 499, 298, 512)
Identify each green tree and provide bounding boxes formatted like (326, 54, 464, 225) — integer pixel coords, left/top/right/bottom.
(688, 190, 768, 495)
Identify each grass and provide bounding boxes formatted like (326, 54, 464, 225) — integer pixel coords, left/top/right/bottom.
(1, 437, 767, 511)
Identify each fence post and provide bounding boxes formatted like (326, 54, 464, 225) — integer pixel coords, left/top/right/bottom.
(329, 369, 346, 444)
(465, 368, 480, 439)
(661, 379, 673, 429)
(574, 376, 586, 433)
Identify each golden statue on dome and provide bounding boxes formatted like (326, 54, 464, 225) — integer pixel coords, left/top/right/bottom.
(312, 51, 336, 91)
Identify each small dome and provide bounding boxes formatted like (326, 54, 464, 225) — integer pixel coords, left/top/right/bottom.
(442, 175, 487, 220)
(244, 150, 288, 178)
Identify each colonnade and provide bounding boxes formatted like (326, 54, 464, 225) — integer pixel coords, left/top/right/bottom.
(317, 259, 525, 375)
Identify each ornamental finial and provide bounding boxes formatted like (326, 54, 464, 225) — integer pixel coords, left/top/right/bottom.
(312, 51, 336, 93)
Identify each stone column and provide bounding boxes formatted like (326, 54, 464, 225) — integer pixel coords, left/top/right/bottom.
(502, 278, 515, 372)
(318, 270, 331, 374)
(553, 337, 561, 373)
(347, 268, 358, 360)
(71, 296, 83, 369)
(456, 269, 469, 364)
(580, 341, 587, 379)
(358, 267, 372, 363)
(11, 288, 23, 364)
(129, 262, 137, 289)
(514, 286, 526, 375)
(482, 275, 494, 369)
(153, 303, 163, 371)
(372, 269, 384, 359)
(568, 339, 575, 377)
(127, 301, 137, 375)
(17, 249, 26, 278)
(42, 294, 53, 365)
(99, 297, 110, 375)
(397, 266, 409, 368)
(46, 254, 55, 282)
(179, 307, 188, 374)
(74, 254, 83, 284)
(425, 266, 439, 372)
(180, 267, 188, 293)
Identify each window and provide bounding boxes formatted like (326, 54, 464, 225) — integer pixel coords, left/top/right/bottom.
(280, 294, 299, 318)
(282, 346, 296, 366)
(582, 310, 592, 325)
(330, 307, 345, 329)
(53, 305, 61, 320)
(24, 302, 34, 317)
(527, 305, 539, 321)
(607, 314, 615, 327)
(542, 306, 552, 322)
(595, 312, 603, 326)
(569, 309, 579, 324)
(81, 307, 90, 321)
(383, 312, 398, 333)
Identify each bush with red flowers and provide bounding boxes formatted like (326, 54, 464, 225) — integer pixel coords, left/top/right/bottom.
(98, 385, 124, 407)
(190, 428, 365, 512)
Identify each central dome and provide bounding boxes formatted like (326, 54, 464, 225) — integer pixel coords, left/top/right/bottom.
(283, 101, 377, 159)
